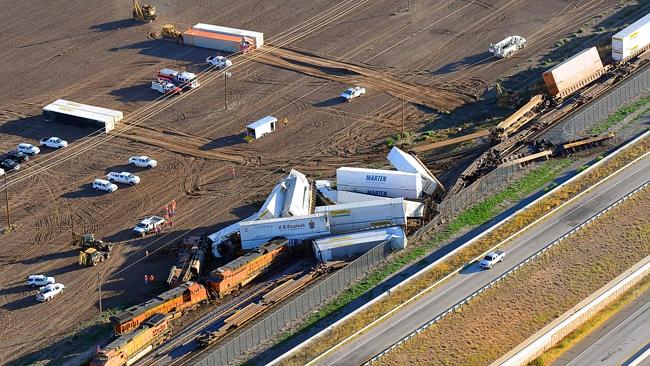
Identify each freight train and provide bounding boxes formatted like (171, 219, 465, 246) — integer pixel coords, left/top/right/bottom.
(110, 281, 208, 335)
(207, 239, 289, 297)
(91, 313, 171, 366)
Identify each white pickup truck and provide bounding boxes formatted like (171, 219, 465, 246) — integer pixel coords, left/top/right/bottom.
(133, 215, 166, 236)
(151, 80, 181, 95)
(36, 283, 65, 302)
(39, 137, 68, 149)
(107, 172, 140, 186)
(479, 250, 505, 269)
(340, 86, 366, 101)
(206, 56, 232, 70)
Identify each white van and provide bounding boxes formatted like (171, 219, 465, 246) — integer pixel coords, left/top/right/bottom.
(92, 179, 118, 193)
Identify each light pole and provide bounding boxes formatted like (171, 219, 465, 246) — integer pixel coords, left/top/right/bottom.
(4, 174, 10, 229)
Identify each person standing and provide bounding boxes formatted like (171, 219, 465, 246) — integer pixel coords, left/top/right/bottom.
(231, 167, 236, 179)
(144, 275, 148, 285)
(171, 200, 176, 216)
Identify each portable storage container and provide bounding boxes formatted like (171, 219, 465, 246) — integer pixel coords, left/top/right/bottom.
(42, 99, 122, 133)
(239, 213, 330, 249)
(313, 227, 406, 262)
(315, 198, 407, 234)
(193, 23, 264, 48)
(246, 116, 277, 139)
(542, 47, 604, 96)
(336, 167, 422, 199)
(612, 13, 650, 61)
(387, 147, 443, 195)
(281, 169, 312, 217)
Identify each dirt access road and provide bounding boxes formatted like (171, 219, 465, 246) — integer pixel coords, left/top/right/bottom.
(0, 0, 628, 363)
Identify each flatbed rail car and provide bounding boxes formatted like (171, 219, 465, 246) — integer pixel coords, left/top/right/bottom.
(207, 239, 289, 298)
(110, 281, 208, 335)
(91, 313, 171, 366)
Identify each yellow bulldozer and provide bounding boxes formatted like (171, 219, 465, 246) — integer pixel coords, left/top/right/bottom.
(150, 24, 184, 43)
(133, 0, 157, 23)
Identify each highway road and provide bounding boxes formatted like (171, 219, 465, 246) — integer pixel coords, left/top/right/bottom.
(313, 152, 650, 366)
(551, 288, 650, 366)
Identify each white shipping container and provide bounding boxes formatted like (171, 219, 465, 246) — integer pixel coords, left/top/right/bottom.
(43, 99, 122, 133)
(246, 116, 277, 139)
(240, 213, 330, 249)
(315, 198, 406, 234)
(403, 200, 425, 218)
(208, 213, 259, 257)
(336, 167, 422, 199)
(183, 29, 242, 52)
(282, 169, 312, 217)
(258, 182, 286, 220)
(193, 23, 264, 48)
(336, 190, 390, 204)
(314, 180, 338, 203)
(612, 13, 650, 61)
(387, 147, 442, 195)
(313, 227, 406, 262)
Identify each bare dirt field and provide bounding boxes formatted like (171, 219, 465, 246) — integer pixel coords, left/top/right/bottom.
(0, 0, 642, 363)
(378, 187, 650, 366)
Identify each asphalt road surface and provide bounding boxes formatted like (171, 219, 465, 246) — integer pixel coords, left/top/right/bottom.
(314, 153, 650, 366)
(551, 288, 650, 366)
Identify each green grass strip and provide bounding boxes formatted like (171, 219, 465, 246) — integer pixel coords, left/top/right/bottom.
(590, 95, 650, 135)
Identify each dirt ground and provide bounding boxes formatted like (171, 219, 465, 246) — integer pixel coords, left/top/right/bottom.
(378, 187, 650, 366)
(0, 0, 641, 363)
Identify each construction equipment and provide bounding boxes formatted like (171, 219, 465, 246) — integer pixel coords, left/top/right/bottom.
(72, 233, 113, 267)
(133, 0, 157, 23)
(489, 35, 526, 58)
(495, 83, 524, 109)
(161, 24, 183, 43)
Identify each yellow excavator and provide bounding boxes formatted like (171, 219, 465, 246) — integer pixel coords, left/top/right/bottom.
(133, 0, 157, 22)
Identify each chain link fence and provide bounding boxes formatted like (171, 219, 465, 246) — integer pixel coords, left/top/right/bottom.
(195, 65, 650, 366)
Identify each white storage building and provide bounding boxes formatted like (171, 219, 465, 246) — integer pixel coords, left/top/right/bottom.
(42, 99, 122, 133)
(239, 213, 330, 249)
(315, 198, 407, 234)
(336, 167, 422, 199)
(313, 227, 406, 262)
(612, 13, 650, 61)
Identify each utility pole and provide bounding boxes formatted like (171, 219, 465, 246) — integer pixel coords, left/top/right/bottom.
(4, 174, 9, 229)
(224, 72, 228, 111)
(401, 93, 405, 133)
(408, 0, 411, 12)
(98, 272, 102, 317)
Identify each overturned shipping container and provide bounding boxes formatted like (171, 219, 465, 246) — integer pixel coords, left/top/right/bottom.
(315, 198, 407, 234)
(542, 47, 604, 96)
(239, 213, 330, 250)
(314, 180, 338, 204)
(313, 227, 406, 262)
(42, 99, 122, 133)
(258, 183, 286, 220)
(612, 13, 650, 61)
(281, 169, 312, 217)
(208, 213, 259, 257)
(387, 147, 443, 196)
(337, 167, 422, 199)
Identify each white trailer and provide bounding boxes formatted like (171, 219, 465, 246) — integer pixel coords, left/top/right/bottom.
(313, 227, 406, 262)
(336, 167, 422, 199)
(239, 213, 330, 250)
(258, 183, 286, 220)
(193, 23, 264, 49)
(281, 169, 312, 217)
(42, 99, 122, 133)
(612, 13, 650, 61)
(387, 147, 444, 196)
(403, 200, 425, 218)
(315, 198, 406, 234)
(208, 213, 259, 257)
(246, 116, 277, 139)
(336, 190, 390, 204)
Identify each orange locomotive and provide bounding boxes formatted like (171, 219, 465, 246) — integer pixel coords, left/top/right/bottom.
(92, 313, 171, 366)
(110, 281, 208, 335)
(207, 239, 288, 297)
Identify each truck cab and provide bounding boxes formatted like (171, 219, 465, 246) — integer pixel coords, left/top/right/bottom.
(133, 215, 166, 236)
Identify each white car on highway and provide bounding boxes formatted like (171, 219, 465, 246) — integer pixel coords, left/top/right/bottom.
(40, 137, 68, 149)
(479, 250, 505, 269)
(107, 172, 140, 186)
(17, 143, 40, 156)
(36, 283, 65, 302)
(92, 179, 118, 193)
(128, 156, 157, 168)
(27, 274, 55, 287)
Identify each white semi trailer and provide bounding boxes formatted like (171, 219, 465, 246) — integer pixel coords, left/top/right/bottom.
(336, 167, 422, 199)
(315, 198, 407, 235)
(387, 147, 444, 196)
(239, 213, 330, 250)
(313, 226, 406, 262)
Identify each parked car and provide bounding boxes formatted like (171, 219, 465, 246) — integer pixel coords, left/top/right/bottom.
(479, 250, 505, 269)
(340, 86, 366, 101)
(36, 283, 65, 302)
(0, 159, 20, 172)
(151, 80, 182, 95)
(17, 143, 40, 156)
(27, 275, 55, 287)
(107, 172, 140, 186)
(7, 149, 29, 162)
(0, 168, 4, 176)
(133, 215, 166, 236)
(128, 155, 157, 168)
(40, 137, 68, 149)
(206, 55, 232, 70)
(92, 179, 118, 193)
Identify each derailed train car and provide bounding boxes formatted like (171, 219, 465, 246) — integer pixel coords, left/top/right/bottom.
(207, 239, 289, 298)
(110, 281, 208, 334)
(91, 314, 171, 366)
